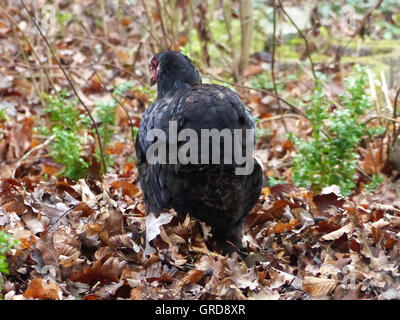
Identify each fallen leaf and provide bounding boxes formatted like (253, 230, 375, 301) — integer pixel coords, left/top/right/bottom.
(23, 279, 62, 300)
(145, 212, 173, 255)
(111, 180, 140, 197)
(302, 276, 338, 297)
(321, 223, 353, 241)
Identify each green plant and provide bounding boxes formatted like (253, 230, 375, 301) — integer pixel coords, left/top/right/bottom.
(132, 126, 139, 139)
(94, 99, 116, 174)
(0, 107, 5, 141)
(365, 174, 384, 193)
(0, 230, 19, 296)
(253, 114, 272, 139)
(291, 65, 384, 196)
(268, 176, 288, 186)
(94, 82, 134, 174)
(41, 90, 90, 180)
(56, 10, 73, 26)
(256, 127, 271, 139)
(250, 73, 275, 91)
(250, 73, 296, 92)
(41, 82, 134, 179)
(135, 84, 157, 106)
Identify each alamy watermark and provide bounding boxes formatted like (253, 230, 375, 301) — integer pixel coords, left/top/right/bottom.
(145, 121, 256, 176)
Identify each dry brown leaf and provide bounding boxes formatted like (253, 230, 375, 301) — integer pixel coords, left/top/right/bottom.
(88, 73, 102, 93)
(69, 258, 127, 284)
(272, 219, 299, 234)
(145, 212, 173, 255)
(321, 223, 353, 241)
(111, 180, 140, 197)
(23, 279, 62, 300)
(86, 222, 104, 236)
(2, 199, 27, 215)
(130, 287, 144, 300)
(106, 142, 125, 155)
(189, 245, 224, 259)
(246, 199, 290, 228)
(320, 254, 340, 277)
(109, 234, 143, 263)
(302, 276, 338, 297)
(59, 251, 81, 268)
(313, 192, 345, 216)
(41, 164, 60, 176)
(73, 202, 96, 217)
(36, 231, 59, 269)
(177, 268, 204, 290)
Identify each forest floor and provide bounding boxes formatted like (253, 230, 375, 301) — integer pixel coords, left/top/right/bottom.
(1, 0, 400, 300)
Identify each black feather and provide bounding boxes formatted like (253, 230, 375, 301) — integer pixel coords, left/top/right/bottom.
(136, 51, 262, 253)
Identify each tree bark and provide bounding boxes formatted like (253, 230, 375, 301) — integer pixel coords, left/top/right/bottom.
(239, 0, 253, 77)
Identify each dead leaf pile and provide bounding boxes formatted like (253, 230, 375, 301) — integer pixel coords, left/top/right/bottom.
(1, 177, 400, 300)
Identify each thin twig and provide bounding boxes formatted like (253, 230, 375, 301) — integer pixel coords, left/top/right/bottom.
(202, 69, 305, 117)
(333, 0, 385, 65)
(49, 204, 78, 232)
(74, 19, 137, 141)
(259, 114, 303, 123)
(223, 0, 239, 80)
(353, 0, 384, 38)
(0, 3, 55, 92)
(12, 134, 56, 179)
(202, 70, 332, 140)
(137, 0, 163, 50)
(4, 16, 44, 106)
(87, 61, 136, 141)
(101, 0, 108, 39)
(277, 0, 318, 83)
(20, 0, 107, 177)
(155, 0, 170, 50)
(271, 0, 288, 133)
(366, 115, 400, 124)
(367, 136, 378, 175)
(391, 87, 400, 146)
(378, 71, 391, 163)
(296, 61, 343, 109)
(239, 0, 253, 77)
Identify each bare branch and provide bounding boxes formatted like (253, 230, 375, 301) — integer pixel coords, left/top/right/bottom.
(277, 0, 318, 83)
(12, 134, 56, 179)
(20, 0, 107, 178)
(239, 0, 253, 77)
(271, 0, 288, 133)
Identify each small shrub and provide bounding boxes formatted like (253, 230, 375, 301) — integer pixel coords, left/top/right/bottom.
(41, 90, 90, 180)
(94, 81, 134, 174)
(291, 66, 384, 196)
(268, 176, 288, 186)
(365, 174, 384, 193)
(95, 99, 116, 174)
(0, 231, 19, 296)
(41, 82, 134, 179)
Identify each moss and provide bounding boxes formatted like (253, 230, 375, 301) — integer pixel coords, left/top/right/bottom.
(276, 44, 300, 60)
(340, 38, 400, 55)
(341, 52, 399, 74)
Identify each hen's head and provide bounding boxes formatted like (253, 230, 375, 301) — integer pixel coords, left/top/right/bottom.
(150, 51, 202, 99)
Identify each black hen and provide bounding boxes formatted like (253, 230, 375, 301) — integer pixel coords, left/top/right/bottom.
(136, 51, 262, 252)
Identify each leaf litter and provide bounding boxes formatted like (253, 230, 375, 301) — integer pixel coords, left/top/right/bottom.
(1, 0, 400, 301)
(1, 175, 400, 300)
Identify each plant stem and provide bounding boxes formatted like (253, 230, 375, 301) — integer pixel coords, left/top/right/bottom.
(271, 0, 288, 134)
(277, 0, 317, 84)
(20, 0, 107, 178)
(239, 0, 253, 77)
